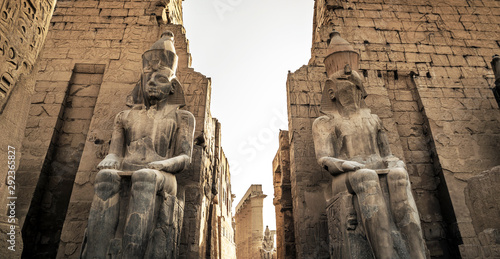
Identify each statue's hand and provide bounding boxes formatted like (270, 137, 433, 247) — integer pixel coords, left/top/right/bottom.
(97, 154, 120, 169)
(147, 161, 165, 170)
(147, 155, 189, 173)
(147, 159, 179, 171)
(383, 155, 405, 169)
(342, 161, 365, 172)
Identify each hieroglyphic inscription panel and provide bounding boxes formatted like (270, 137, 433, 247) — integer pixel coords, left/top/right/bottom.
(0, 0, 54, 111)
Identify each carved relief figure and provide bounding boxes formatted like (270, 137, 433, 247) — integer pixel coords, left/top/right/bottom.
(82, 31, 195, 258)
(312, 32, 427, 259)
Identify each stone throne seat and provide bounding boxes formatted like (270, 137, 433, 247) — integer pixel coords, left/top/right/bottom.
(80, 172, 185, 258)
(326, 172, 411, 259)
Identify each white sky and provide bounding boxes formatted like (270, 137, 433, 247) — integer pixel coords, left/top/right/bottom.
(183, 0, 315, 231)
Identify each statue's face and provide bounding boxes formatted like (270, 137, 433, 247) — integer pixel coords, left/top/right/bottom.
(331, 76, 363, 109)
(142, 67, 173, 104)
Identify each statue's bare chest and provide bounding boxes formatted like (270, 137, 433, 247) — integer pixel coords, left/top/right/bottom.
(126, 109, 177, 139)
(123, 107, 178, 159)
(331, 114, 380, 159)
(337, 115, 377, 138)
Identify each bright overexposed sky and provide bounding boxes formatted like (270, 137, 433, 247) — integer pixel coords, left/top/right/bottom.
(183, 0, 314, 231)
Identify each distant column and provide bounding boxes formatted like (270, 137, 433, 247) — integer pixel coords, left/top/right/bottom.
(235, 185, 267, 259)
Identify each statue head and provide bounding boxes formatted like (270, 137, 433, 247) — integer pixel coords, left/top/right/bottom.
(321, 64, 367, 113)
(141, 31, 179, 107)
(320, 30, 367, 114)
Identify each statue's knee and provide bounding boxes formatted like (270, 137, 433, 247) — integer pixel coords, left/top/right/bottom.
(350, 169, 380, 193)
(352, 169, 379, 182)
(162, 173, 177, 196)
(388, 168, 409, 187)
(96, 169, 120, 184)
(132, 169, 159, 184)
(94, 169, 120, 198)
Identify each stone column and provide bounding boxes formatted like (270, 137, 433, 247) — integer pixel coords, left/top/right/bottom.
(235, 185, 267, 259)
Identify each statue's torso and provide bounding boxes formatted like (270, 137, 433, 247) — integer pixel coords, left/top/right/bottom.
(328, 110, 384, 169)
(120, 105, 179, 171)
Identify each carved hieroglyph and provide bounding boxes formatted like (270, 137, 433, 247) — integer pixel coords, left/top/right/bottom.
(81, 31, 195, 259)
(312, 32, 428, 259)
(0, 0, 54, 111)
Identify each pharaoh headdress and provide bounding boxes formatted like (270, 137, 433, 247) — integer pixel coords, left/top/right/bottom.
(320, 31, 367, 114)
(127, 31, 186, 108)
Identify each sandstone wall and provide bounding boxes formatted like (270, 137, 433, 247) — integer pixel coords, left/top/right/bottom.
(22, 64, 104, 258)
(14, 0, 227, 258)
(0, 0, 56, 257)
(462, 166, 500, 258)
(272, 130, 296, 259)
(216, 149, 236, 259)
(206, 120, 236, 259)
(286, 0, 500, 258)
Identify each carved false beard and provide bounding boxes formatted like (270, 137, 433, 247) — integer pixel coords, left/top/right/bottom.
(147, 95, 161, 105)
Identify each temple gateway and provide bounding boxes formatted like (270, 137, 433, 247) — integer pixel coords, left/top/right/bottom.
(0, 0, 499, 258)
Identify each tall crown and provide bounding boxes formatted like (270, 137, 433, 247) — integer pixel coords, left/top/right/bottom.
(142, 31, 178, 80)
(324, 31, 359, 78)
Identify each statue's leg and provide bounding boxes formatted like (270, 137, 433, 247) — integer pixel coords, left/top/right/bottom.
(145, 172, 178, 258)
(331, 173, 349, 196)
(387, 168, 427, 259)
(122, 169, 175, 258)
(84, 169, 121, 259)
(160, 171, 177, 196)
(348, 169, 395, 259)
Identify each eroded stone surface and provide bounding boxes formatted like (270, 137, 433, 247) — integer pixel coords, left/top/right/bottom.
(12, 0, 236, 258)
(0, 0, 56, 257)
(283, 1, 500, 258)
(460, 166, 500, 259)
(272, 131, 296, 259)
(81, 32, 194, 259)
(312, 32, 427, 259)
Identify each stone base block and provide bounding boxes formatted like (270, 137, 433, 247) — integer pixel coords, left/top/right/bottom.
(326, 192, 373, 259)
(81, 176, 185, 258)
(326, 174, 413, 259)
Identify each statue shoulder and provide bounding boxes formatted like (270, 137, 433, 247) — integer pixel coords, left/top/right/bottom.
(176, 109, 195, 125)
(313, 115, 335, 133)
(115, 109, 133, 124)
(368, 113, 386, 132)
(314, 114, 334, 126)
(370, 113, 382, 124)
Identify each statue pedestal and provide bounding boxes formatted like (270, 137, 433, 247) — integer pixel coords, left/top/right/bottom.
(82, 172, 185, 258)
(326, 174, 410, 259)
(327, 192, 373, 259)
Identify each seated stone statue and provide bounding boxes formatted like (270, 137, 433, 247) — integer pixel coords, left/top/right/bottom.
(312, 32, 427, 259)
(81, 31, 195, 258)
